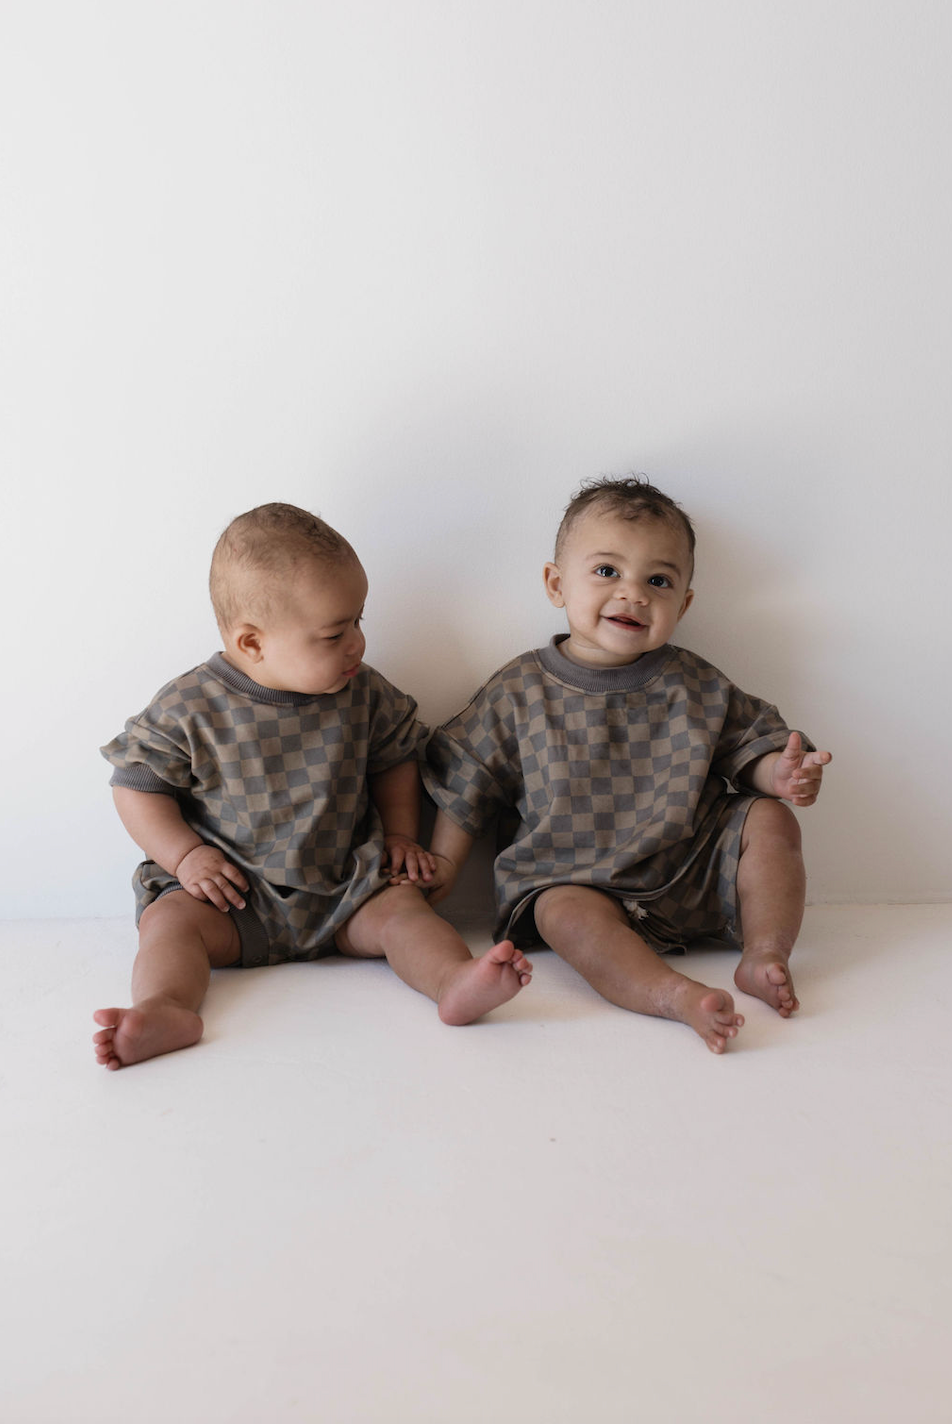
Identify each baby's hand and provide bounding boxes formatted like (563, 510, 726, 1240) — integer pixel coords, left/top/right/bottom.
(424, 854, 460, 905)
(383, 835, 436, 886)
(771, 732, 832, 807)
(176, 844, 248, 912)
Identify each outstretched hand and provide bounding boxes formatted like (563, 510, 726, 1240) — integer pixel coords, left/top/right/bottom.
(771, 732, 832, 807)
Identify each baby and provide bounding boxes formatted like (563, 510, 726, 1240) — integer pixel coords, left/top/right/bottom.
(425, 477, 831, 1053)
(94, 502, 531, 1068)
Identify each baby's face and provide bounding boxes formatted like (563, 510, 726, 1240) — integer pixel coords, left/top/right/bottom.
(252, 558, 368, 695)
(544, 510, 694, 669)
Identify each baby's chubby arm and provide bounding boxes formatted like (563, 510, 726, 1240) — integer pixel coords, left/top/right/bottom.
(425, 812, 476, 905)
(368, 761, 436, 885)
(111, 786, 248, 912)
(742, 732, 832, 807)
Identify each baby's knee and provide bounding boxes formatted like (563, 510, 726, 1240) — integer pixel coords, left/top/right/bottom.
(140, 890, 200, 935)
(374, 884, 430, 923)
(139, 889, 240, 962)
(744, 797, 802, 852)
(340, 884, 429, 955)
(534, 884, 622, 939)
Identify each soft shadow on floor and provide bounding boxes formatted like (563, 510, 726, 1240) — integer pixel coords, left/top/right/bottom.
(4, 905, 951, 1424)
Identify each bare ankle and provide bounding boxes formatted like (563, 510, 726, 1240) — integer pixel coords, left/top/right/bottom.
(133, 991, 202, 1016)
(740, 940, 794, 962)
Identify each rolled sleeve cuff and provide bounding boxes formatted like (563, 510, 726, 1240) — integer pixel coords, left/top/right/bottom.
(109, 765, 179, 795)
(722, 729, 816, 788)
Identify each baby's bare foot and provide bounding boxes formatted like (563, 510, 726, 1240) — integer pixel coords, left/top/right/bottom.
(92, 1001, 203, 1070)
(670, 982, 744, 1054)
(438, 941, 532, 1026)
(735, 951, 799, 1017)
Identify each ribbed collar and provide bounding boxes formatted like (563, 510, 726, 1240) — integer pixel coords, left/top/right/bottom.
(206, 652, 348, 706)
(537, 635, 674, 693)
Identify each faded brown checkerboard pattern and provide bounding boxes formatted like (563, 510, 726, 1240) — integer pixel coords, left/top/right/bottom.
(425, 644, 808, 945)
(103, 656, 429, 963)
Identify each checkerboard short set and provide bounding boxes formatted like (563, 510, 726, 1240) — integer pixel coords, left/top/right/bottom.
(424, 637, 815, 953)
(101, 654, 429, 966)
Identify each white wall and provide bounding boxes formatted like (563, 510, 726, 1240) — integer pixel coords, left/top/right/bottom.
(2, 0, 950, 918)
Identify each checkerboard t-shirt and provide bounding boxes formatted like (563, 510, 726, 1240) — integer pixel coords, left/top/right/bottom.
(423, 637, 812, 943)
(102, 654, 429, 961)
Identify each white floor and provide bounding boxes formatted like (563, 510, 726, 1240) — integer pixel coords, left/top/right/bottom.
(2, 903, 950, 1423)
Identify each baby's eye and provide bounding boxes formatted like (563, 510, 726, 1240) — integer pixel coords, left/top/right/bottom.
(648, 575, 672, 589)
(594, 564, 619, 579)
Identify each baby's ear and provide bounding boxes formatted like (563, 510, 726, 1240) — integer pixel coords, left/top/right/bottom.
(543, 562, 565, 608)
(233, 624, 264, 660)
(678, 589, 695, 620)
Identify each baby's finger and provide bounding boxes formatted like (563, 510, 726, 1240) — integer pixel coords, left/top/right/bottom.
(198, 877, 231, 912)
(402, 855, 420, 882)
(780, 731, 803, 764)
(205, 875, 244, 911)
(221, 862, 249, 894)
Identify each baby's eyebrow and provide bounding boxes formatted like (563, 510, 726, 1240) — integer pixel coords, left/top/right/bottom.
(589, 550, 684, 574)
(318, 606, 364, 631)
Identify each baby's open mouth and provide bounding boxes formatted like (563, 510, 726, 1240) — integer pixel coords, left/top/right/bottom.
(607, 615, 645, 629)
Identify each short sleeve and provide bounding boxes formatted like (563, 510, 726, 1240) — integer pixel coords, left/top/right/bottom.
(712, 684, 815, 787)
(365, 675, 430, 774)
(101, 714, 195, 793)
(423, 666, 526, 837)
(423, 725, 511, 838)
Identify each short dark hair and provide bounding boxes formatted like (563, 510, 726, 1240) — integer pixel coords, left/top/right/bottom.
(554, 475, 696, 570)
(209, 502, 357, 633)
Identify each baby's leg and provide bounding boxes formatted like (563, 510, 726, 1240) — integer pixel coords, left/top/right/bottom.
(93, 891, 241, 1069)
(534, 885, 743, 1054)
(733, 798, 804, 1016)
(338, 886, 532, 1025)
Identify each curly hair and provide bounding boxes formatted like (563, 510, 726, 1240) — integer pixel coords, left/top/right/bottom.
(554, 475, 696, 569)
(209, 502, 357, 634)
